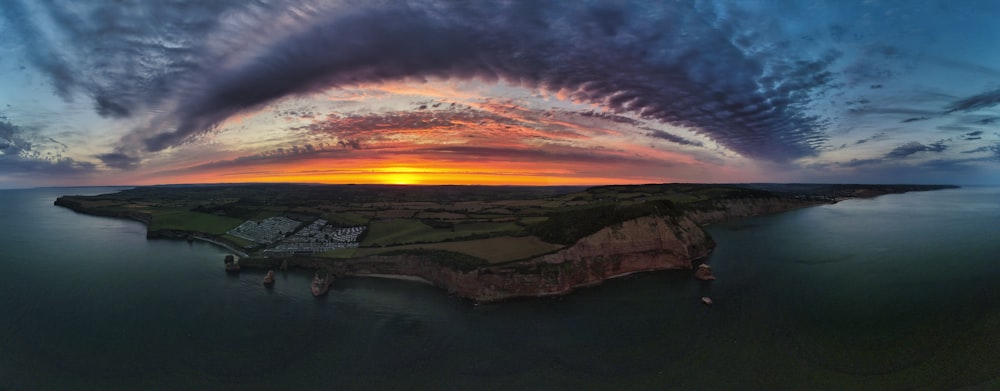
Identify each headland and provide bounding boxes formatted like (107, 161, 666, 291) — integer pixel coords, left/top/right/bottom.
(54, 183, 956, 302)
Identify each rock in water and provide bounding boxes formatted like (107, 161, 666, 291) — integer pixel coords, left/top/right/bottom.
(694, 263, 716, 280)
(263, 270, 275, 285)
(701, 297, 713, 305)
(224, 254, 240, 273)
(311, 271, 333, 296)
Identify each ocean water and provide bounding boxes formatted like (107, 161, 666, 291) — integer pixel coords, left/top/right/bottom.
(1, 186, 998, 390)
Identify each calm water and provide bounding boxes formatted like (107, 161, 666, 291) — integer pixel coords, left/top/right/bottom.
(1, 187, 998, 389)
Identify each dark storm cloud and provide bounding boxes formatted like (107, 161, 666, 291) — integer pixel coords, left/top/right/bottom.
(7, 1, 838, 163)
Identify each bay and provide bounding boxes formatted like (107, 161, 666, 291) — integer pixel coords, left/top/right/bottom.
(1, 186, 998, 389)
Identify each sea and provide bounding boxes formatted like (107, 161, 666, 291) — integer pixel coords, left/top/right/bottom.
(1, 186, 998, 390)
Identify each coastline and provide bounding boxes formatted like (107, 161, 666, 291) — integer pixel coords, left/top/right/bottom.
(352, 273, 435, 285)
(52, 183, 959, 302)
(191, 236, 248, 258)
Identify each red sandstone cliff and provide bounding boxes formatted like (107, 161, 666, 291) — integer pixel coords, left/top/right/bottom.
(335, 214, 713, 302)
(333, 198, 828, 302)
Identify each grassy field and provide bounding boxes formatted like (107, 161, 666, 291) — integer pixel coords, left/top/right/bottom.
(405, 236, 563, 263)
(361, 218, 523, 246)
(322, 235, 563, 263)
(148, 209, 244, 235)
(221, 234, 257, 248)
(58, 182, 866, 262)
(321, 211, 370, 226)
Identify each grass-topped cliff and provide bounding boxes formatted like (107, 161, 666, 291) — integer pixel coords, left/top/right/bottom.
(55, 183, 956, 263)
(55, 183, 957, 301)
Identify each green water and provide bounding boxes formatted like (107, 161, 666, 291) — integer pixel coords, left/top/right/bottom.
(1, 186, 998, 389)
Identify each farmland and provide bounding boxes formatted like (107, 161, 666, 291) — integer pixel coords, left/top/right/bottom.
(54, 183, 956, 267)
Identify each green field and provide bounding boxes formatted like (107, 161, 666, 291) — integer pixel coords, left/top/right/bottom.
(321, 235, 563, 263)
(57, 182, 916, 263)
(148, 209, 244, 235)
(361, 218, 523, 247)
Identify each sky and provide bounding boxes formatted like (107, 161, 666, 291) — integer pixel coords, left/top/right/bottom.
(1, 0, 999, 188)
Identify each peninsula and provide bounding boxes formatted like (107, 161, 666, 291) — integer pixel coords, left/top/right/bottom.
(55, 183, 956, 302)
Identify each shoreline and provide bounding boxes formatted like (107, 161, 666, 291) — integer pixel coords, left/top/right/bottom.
(53, 183, 959, 302)
(191, 236, 248, 258)
(351, 273, 435, 285)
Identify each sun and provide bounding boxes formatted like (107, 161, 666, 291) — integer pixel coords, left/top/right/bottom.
(380, 172, 421, 185)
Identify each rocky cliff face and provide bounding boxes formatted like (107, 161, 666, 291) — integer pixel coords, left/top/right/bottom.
(324, 214, 715, 302)
(56, 193, 826, 303)
(328, 199, 824, 302)
(461, 214, 714, 301)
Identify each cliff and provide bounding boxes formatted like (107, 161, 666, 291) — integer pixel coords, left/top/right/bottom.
(455, 214, 714, 301)
(243, 213, 715, 302)
(684, 197, 829, 226)
(54, 197, 153, 225)
(56, 185, 951, 302)
(323, 198, 825, 302)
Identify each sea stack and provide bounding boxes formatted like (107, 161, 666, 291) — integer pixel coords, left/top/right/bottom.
(224, 254, 240, 273)
(263, 270, 275, 285)
(311, 271, 333, 296)
(694, 264, 716, 280)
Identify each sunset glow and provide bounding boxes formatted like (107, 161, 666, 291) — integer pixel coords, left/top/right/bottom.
(2, 1, 999, 188)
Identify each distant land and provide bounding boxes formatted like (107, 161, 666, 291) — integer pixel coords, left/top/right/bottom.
(55, 183, 957, 302)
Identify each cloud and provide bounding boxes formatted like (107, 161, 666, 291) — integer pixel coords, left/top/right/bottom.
(646, 129, 704, 147)
(96, 153, 141, 170)
(0, 0, 249, 113)
(884, 140, 948, 159)
(0, 114, 96, 177)
(945, 88, 1000, 113)
(405, 145, 667, 167)
(957, 115, 1000, 126)
(937, 125, 975, 132)
(854, 132, 888, 145)
(961, 143, 1000, 160)
(155, 144, 349, 176)
(7, 1, 838, 163)
(963, 131, 984, 140)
